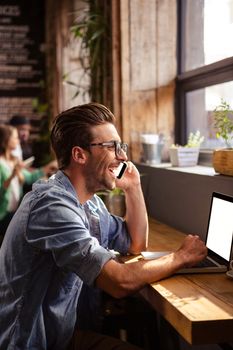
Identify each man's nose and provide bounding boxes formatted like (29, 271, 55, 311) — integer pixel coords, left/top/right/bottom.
(116, 150, 128, 161)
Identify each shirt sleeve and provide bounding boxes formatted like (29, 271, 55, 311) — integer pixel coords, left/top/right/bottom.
(22, 168, 44, 185)
(0, 164, 10, 220)
(26, 190, 115, 286)
(107, 215, 131, 254)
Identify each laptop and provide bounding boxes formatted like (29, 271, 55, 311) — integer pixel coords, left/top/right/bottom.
(142, 192, 233, 274)
(178, 191, 233, 273)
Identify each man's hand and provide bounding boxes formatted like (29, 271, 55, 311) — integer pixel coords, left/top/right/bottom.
(176, 234, 207, 268)
(115, 161, 141, 192)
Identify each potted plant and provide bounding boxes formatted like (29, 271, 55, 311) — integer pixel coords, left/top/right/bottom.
(97, 188, 126, 217)
(169, 130, 204, 167)
(212, 99, 233, 176)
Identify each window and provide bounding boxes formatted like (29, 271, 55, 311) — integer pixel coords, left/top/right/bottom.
(176, 0, 233, 153)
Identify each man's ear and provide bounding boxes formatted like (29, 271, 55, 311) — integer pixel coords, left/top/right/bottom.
(71, 146, 87, 164)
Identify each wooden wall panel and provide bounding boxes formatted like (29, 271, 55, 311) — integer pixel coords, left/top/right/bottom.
(120, 0, 130, 143)
(128, 91, 157, 161)
(157, 0, 177, 86)
(111, 0, 122, 135)
(129, 0, 157, 161)
(157, 0, 177, 149)
(49, 0, 176, 159)
(46, 0, 78, 118)
(130, 0, 157, 91)
(117, 0, 177, 162)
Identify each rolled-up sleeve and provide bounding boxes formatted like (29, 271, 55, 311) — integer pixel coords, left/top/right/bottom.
(107, 215, 130, 254)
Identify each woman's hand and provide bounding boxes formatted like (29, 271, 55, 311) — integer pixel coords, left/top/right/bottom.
(13, 161, 25, 184)
(3, 161, 24, 188)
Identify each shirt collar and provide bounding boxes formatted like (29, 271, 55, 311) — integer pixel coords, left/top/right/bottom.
(54, 170, 80, 202)
(54, 170, 98, 212)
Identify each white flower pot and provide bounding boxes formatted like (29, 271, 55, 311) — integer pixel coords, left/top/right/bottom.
(169, 147, 200, 167)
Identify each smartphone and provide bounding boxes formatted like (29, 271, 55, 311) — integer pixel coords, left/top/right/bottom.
(116, 162, 127, 179)
(23, 156, 35, 167)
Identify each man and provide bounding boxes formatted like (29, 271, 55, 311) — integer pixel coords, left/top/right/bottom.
(9, 114, 33, 160)
(0, 103, 207, 350)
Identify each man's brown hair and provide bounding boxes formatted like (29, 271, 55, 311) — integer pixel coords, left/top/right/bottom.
(50, 102, 116, 169)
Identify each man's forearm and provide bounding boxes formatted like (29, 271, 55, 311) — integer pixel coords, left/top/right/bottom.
(124, 184, 148, 254)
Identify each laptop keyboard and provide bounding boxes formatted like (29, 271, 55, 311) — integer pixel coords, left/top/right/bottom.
(194, 258, 217, 268)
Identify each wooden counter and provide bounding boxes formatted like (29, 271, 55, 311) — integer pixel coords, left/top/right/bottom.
(132, 219, 233, 345)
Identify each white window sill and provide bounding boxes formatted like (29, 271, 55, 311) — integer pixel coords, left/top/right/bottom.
(166, 164, 216, 176)
(139, 162, 216, 176)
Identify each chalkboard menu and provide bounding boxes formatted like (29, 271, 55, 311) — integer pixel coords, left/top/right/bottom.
(0, 0, 46, 123)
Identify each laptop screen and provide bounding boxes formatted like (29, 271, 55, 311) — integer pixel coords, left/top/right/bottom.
(206, 193, 233, 261)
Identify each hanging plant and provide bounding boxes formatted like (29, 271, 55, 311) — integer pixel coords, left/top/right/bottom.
(63, 0, 108, 102)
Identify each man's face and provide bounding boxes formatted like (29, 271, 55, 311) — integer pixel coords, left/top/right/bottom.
(16, 124, 31, 143)
(83, 123, 127, 194)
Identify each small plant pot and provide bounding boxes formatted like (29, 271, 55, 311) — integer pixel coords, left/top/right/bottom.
(169, 147, 200, 167)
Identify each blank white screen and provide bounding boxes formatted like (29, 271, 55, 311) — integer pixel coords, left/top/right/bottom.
(206, 197, 233, 261)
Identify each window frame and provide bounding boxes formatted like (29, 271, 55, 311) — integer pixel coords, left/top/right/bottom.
(175, 0, 233, 148)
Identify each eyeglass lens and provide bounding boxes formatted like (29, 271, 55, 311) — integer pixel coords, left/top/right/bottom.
(116, 142, 127, 156)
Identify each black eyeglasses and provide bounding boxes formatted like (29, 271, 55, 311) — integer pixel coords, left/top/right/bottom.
(89, 141, 128, 157)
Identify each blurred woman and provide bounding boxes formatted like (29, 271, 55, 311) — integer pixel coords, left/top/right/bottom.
(0, 124, 56, 237)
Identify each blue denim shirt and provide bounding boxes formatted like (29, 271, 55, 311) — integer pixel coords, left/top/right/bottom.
(0, 170, 130, 350)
